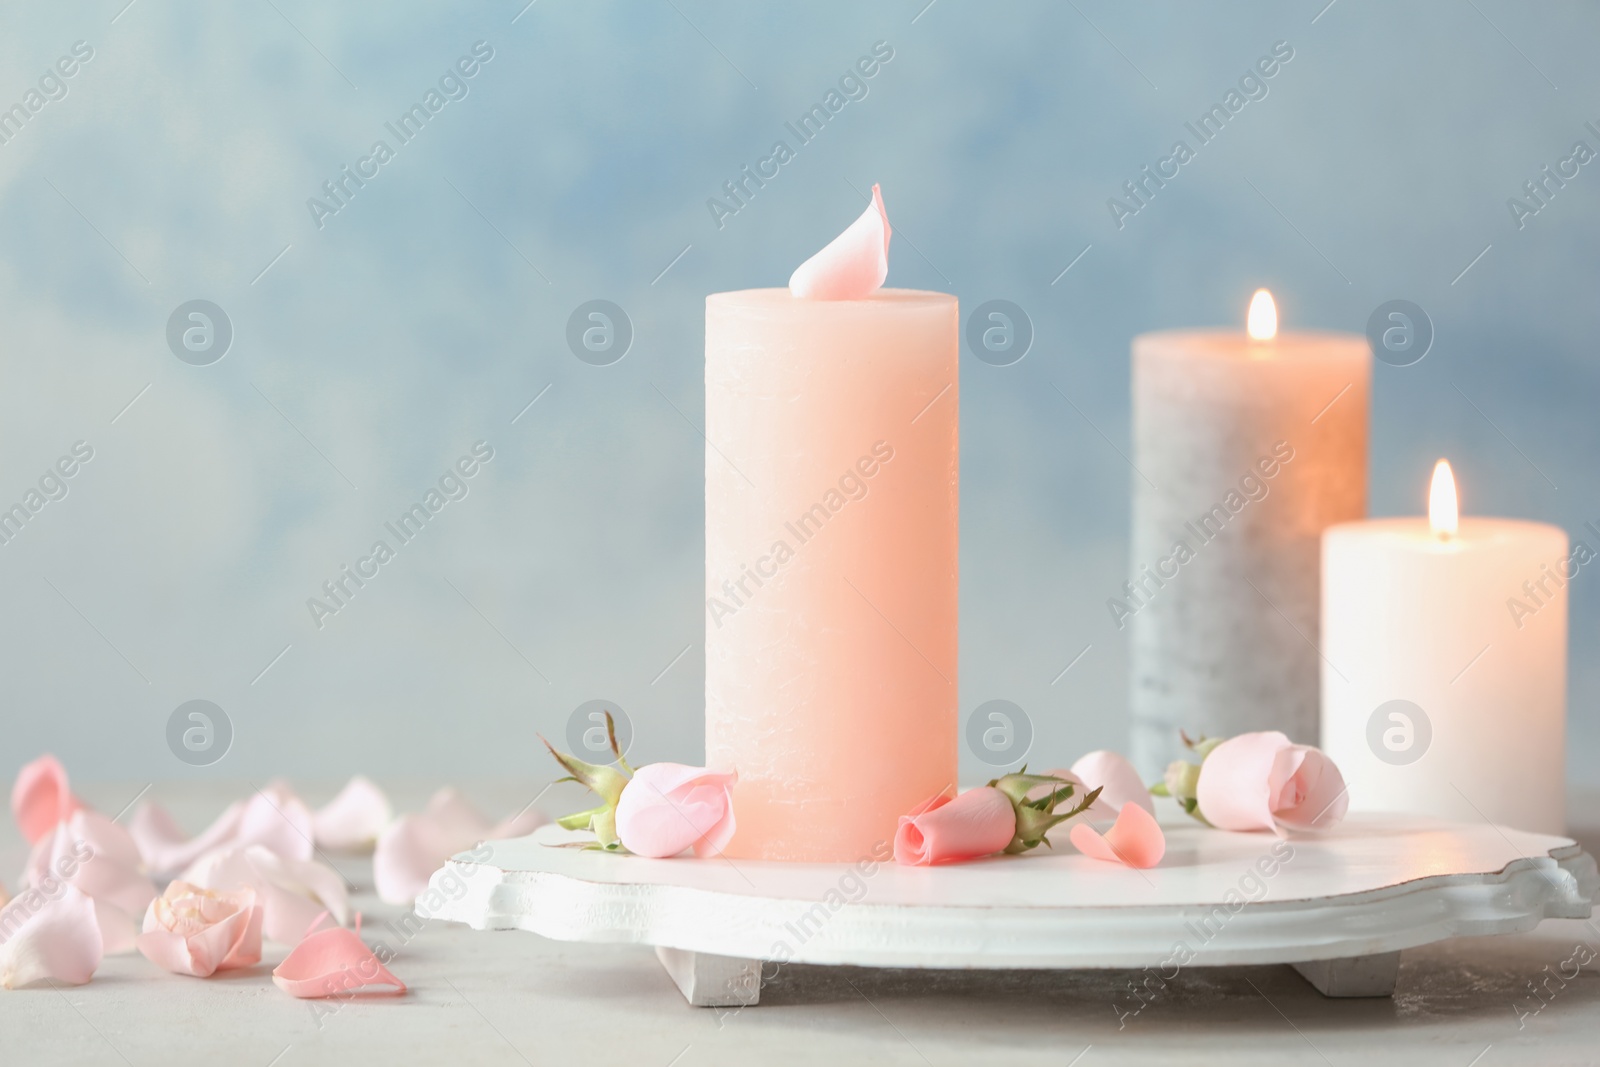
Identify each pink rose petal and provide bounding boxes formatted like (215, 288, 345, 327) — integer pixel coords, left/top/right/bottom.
(11, 755, 85, 846)
(25, 811, 157, 955)
(0, 883, 103, 988)
(1070, 750, 1155, 817)
(615, 764, 737, 859)
(894, 787, 1016, 866)
(312, 776, 393, 852)
(373, 789, 548, 905)
(180, 846, 348, 944)
(1069, 802, 1166, 869)
(788, 183, 891, 300)
(131, 782, 314, 875)
(272, 921, 405, 999)
(489, 805, 547, 842)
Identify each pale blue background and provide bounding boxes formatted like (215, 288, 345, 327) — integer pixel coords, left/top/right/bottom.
(0, 0, 1594, 786)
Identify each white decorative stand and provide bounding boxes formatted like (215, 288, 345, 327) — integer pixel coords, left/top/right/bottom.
(425, 816, 1596, 1007)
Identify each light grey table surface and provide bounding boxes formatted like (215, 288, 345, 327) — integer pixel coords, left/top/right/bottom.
(3, 780, 1598, 1067)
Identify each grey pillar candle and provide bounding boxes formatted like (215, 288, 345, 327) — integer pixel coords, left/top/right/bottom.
(1125, 294, 1370, 778)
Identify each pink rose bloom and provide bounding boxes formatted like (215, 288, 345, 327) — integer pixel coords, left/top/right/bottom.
(894, 787, 1016, 866)
(136, 881, 262, 978)
(614, 764, 737, 859)
(1196, 731, 1349, 835)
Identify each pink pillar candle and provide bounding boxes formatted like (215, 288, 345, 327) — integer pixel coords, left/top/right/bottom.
(704, 288, 958, 862)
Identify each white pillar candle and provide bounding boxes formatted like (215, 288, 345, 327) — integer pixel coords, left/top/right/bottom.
(1321, 461, 1568, 833)
(1128, 291, 1370, 777)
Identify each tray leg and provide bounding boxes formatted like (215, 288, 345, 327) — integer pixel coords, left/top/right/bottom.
(1291, 951, 1401, 997)
(655, 947, 762, 1007)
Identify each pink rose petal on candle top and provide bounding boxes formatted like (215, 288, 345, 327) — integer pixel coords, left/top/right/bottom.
(1069, 750, 1155, 818)
(1069, 802, 1166, 869)
(787, 183, 891, 300)
(272, 914, 405, 999)
(0, 883, 103, 988)
(136, 882, 262, 978)
(894, 787, 1016, 866)
(614, 764, 737, 859)
(312, 776, 393, 852)
(11, 755, 85, 845)
(1196, 731, 1349, 835)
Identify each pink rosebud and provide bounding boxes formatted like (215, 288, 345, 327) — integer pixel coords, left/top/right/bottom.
(129, 781, 315, 876)
(894, 787, 1017, 866)
(1069, 802, 1166, 868)
(136, 882, 262, 978)
(1196, 731, 1349, 835)
(614, 764, 737, 859)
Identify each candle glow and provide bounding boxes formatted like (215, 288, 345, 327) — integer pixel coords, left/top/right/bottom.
(1247, 289, 1277, 341)
(1429, 459, 1458, 539)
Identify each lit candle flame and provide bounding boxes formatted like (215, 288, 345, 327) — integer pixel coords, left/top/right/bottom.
(1247, 289, 1277, 341)
(1429, 459, 1458, 539)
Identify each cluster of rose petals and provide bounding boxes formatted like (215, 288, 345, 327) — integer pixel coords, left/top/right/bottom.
(894, 787, 1015, 866)
(136, 882, 262, 978)
(3, 759, 525, 997)
(130, 781, 314, 875)
(180, 845, 349, 945)
(374, 788, 545, 904)
(613, 764, 737, 859)
(1195, 731, 1349, 835)
(788, 183, 891, 300)
(25, 809, 157, 953)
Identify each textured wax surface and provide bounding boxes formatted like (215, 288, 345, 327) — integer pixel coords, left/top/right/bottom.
(1130, 331, 1371, 778)
(705, 289, 958, 861)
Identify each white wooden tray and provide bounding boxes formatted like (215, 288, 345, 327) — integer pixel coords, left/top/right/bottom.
(423, 815, 1597, 1006)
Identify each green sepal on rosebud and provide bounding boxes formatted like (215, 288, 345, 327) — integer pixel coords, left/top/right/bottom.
(541, 711, 632, 850)
(1148, 731, 1219, 824)
(987, 767, 1104, 854)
